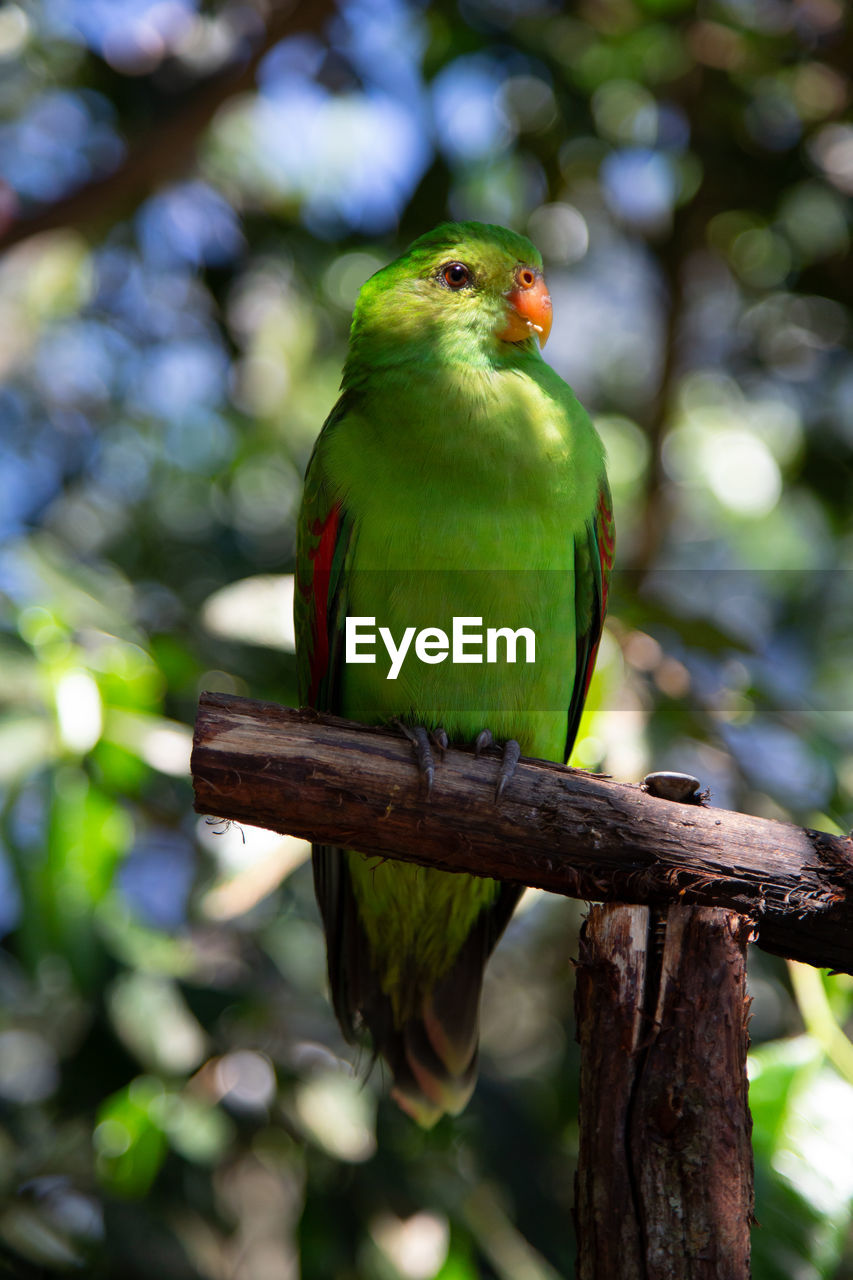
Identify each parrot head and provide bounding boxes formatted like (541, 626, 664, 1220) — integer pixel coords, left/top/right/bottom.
(343, 221, 552, 383)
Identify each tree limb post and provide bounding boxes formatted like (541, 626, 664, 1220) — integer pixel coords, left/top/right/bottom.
(190, 693, 853, 974)
(575, 903, 753, 1279)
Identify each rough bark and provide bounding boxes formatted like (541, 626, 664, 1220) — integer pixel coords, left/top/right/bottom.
(190, 693, 853, 974)
(575, 904, 754, 1280)
(574, 905, 650, 1279)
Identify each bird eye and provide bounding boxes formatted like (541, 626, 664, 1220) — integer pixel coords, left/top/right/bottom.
(441, 262, 471, 289)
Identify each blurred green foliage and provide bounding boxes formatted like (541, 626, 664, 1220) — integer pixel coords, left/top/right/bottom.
(0, 0, 852, 1275)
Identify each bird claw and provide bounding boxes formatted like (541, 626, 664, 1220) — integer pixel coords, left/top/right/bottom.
(495, 739, 521, 802)
(395, 721, 436, 796)
(473, 728, 520, 801)
(395, 722, 518, 800)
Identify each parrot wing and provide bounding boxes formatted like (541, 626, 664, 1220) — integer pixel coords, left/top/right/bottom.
(295, 405, 356, 715)
(294, 402, 371, 1040)
(565, 479, 615, 761)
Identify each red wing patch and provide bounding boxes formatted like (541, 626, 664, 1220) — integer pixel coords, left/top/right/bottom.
(596, 484, 615, 613)
(303, 504, 341, 706)
(579, 484, 615, 703)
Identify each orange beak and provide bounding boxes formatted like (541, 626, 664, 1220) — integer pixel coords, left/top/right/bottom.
(498, 267, 552, 347)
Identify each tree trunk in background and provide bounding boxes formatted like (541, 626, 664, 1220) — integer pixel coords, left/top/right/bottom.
(575, 904, 754, 1280)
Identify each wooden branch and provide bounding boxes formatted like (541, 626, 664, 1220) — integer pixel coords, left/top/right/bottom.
(575, 904, 753, 1279)
(0, 0, 337, 253)
(190, 693, 853, 975)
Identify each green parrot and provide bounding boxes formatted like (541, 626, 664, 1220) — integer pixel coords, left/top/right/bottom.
(295, 221, 613, 1126)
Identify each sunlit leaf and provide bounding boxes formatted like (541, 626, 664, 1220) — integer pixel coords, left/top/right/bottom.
(95, 1079, 169, 1199)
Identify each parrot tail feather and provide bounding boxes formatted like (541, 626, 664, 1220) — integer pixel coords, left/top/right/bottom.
(368, 953, 484, 1128)
(380, 1014, 479, 1129)
(391, 1042, 478, 1128)
(370, 890, 520, 1126)
(313, 844, 521, 1126)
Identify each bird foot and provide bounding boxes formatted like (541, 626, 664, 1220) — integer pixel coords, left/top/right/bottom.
(495, 739, 521, 801)
(394, 721, 519, 800)
(395, 721, 447, 796)
(472, 729, 521, 801)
